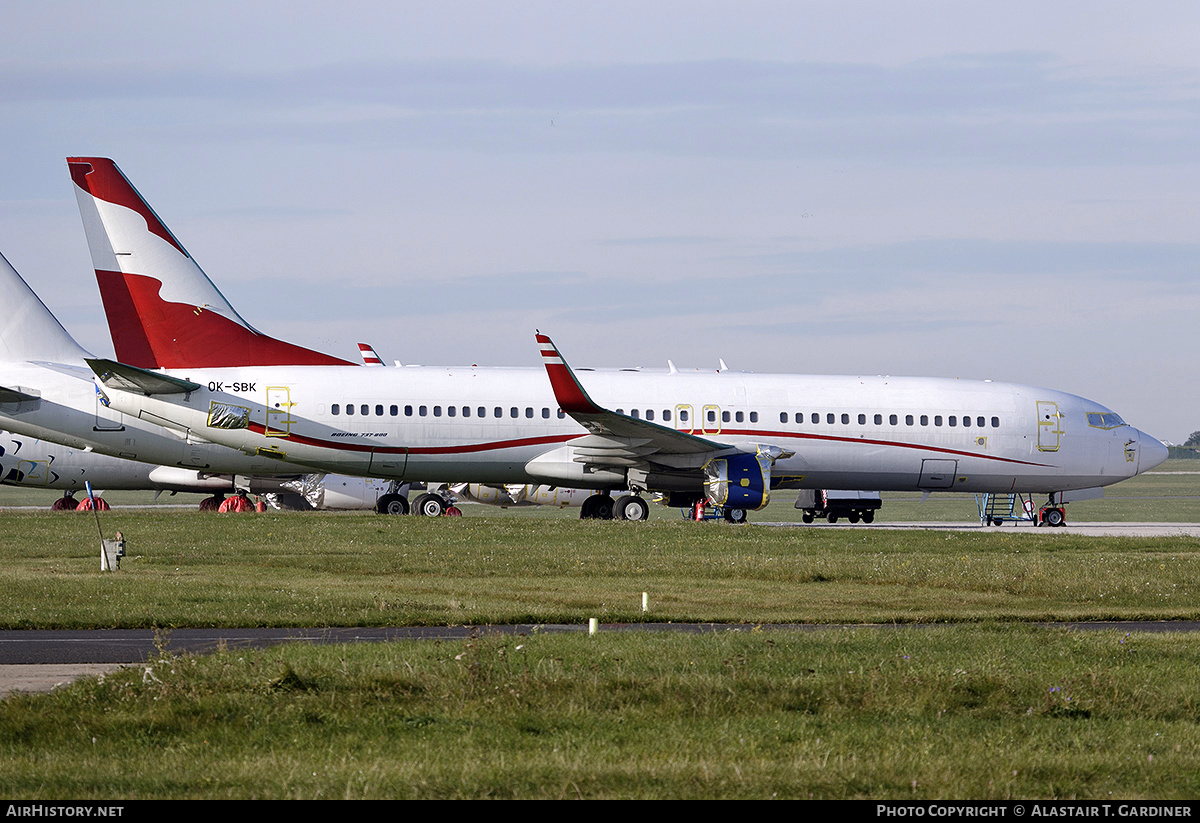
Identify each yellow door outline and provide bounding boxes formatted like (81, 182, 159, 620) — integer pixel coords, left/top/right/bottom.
(1036, 401, 1062, 452)
(265, 386, 295, 437)
(702, 404, 722, 435)
(674, 404, 695, 434)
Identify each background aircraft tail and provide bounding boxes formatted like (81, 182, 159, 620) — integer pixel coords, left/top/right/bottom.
(67, 157, 354, 369)
(0, 251, 92, 364)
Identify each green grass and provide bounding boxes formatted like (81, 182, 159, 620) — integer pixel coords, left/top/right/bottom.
(3, 466, 1200, 798)
(4, 627, 1200, 799)
(2, 510, 1200, 628)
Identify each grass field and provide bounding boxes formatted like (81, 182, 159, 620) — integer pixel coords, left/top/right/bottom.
(1, 463, 1199, 798)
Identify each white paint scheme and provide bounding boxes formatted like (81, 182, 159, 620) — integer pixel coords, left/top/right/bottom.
(88, 347, 1168, 504)
(67, 159, 1167, 514)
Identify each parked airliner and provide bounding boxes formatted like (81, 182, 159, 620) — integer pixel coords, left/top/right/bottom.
(68, 157, 1168, 523)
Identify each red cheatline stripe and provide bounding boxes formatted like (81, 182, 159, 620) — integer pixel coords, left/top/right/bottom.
(245, 421, 1051, 467)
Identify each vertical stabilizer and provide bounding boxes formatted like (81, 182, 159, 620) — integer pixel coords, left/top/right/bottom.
(0, 251, 91, 364)
(67, 157, 354, 369)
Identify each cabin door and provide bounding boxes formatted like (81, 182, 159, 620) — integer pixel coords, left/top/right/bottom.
(1036, 401, 1062, 452)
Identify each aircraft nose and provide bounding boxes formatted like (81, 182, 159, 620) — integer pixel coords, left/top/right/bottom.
(1137, 431, 1169, 473)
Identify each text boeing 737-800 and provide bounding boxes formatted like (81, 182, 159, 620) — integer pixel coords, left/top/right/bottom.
(68, 156, 1168, 523)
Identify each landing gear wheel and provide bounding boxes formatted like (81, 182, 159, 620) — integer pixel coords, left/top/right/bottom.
(862, 511, 875, 524)
(413, 493, 447, 517)
(723, 507, 748, 524)
(376, 494, 409, 515)
(615, 495, 650, 521)
(580, 493, 615, 520)
(1043, 507, 1065, 527)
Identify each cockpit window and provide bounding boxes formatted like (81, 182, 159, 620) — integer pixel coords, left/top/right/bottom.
(1087, 412, 1126, 429)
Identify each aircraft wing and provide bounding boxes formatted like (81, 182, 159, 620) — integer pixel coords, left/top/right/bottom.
(536, 332, 722, 467)
(86, 358, 202, 395)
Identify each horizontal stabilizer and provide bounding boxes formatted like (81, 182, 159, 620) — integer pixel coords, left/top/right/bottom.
(86, 358, 201, 395)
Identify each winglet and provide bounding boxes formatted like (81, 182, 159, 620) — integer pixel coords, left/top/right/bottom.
(536, 333, 603, 414)
(358, 343, 384, 366)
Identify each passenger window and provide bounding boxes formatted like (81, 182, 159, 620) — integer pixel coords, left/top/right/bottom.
(991, 417, 1000, 428)
(663, 410, 671, 422)
(526, 407, 534, 418)
(494, 407, 502, 418)
(858, 414, 866, 425)
(462, 407, 470, 418)
(889, 414, 898, 425)
(812, 413, 820, 424)
(874, 414, 882, 425)
(827, 413, 835, 424)
(447, 406, 456, 417)
(708, 410, 717, 423)
(360, 405, 368, 416)
(332, 404, 340, 416)
(346, 404, 355, 416)
(795, 413, 803, 424)
(646, 409, 655, 421)
(934, 415, 942, 426)
(977, 417, 986, 428)
(419, 405, 427, 417)
(376, 405, 384, 416)
(542, 408, 550, 419)
(949, 416, 957, 427)
(920, 415, 928, 426)
(735, 411, 743, 423)
(390, 405, 398, 416)
(750, 411, 758, 423)
(906, 415, 914, 426)
(841, 413, 849, 424)
(780, 412, 788, 424)
(510, 407, 519, 418)
(405, 405, 413, 416)
(433, 406, 441, 417)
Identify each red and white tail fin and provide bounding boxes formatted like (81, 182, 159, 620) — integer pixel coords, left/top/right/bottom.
(0, 251, 92, 364)
(67, 157, 354, 369)
(357, 343, 385, 366)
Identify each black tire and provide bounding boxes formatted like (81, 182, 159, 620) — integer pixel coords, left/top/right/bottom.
(848, 511, 860, 524)
(1045, 507, 1065, 527)
(827, 513, 838, 523)
(413, 493, 446, 517)
(863, 511, 874, 524)
(802, 512, 814, 523)
(376, 494, 409, 515)
(616, 495, 650, 521)
(723, 508, 748, 524)
(581, 493, 615, 520)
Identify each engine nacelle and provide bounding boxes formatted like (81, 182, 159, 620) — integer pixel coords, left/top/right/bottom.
(703, 446, 790, 511)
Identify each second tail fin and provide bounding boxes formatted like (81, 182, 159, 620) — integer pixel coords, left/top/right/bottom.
(68, 157, 354, 369)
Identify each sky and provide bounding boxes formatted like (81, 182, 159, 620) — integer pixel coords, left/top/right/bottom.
(2, 1, 1199, 442)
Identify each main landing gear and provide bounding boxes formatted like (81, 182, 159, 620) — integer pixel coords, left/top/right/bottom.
(579, 493, 650, 521)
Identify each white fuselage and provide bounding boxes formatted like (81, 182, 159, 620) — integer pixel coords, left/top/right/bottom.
(96, 363, 1165, 496)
